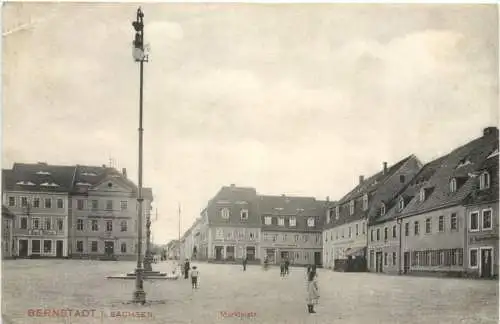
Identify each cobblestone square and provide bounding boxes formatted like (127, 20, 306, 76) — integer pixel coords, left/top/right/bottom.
(1, 260, 498, 324)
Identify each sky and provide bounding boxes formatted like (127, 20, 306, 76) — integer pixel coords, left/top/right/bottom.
(2, 3, 498, 244)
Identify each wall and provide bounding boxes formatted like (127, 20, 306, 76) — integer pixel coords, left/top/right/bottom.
(260, 230, 322, 265)
(323, 219, 367, 268)
(210, 226, 260, 261)
(367, 219, 400, 274)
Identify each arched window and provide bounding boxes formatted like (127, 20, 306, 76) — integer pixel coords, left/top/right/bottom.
(398, 197, 405, 211)
(362, 194, 369, 211)
(480, 171, 490, 190)
(420, 188, 426, 202)
(449, 178, 457, 193)
(349, 200, 355, 215)
(381, 203, 386, 216)
(220, 208, 230, 219)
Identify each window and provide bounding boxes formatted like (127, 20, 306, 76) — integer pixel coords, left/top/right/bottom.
(121, 243, 127, 253)
(77, 199, 84, 210)
(451, 213, 458, 230)
(77, 219, 84, 231)
(282, 234, 287, 241)
(57, 219, 64, 231)
(419, 189, 425, 202)
(120, 220, 127, 232)
(57, 199, 63, 209)
(220, 208, 230, 219)
(405, 222, 409, 236)
(376, 228, 380, 241)
(91, 241, 98, 252)
(362, 194, 368, 211)
(341, 228, 345, 238)
(384, 227, 388, 241)
(8, 197, 15, 207)
(356, 224, 359, 236)
(303, 235, 308, 242)
(479, 172, 490, 190)
(370, 229, 374, 242)
(449, 178, 457, 193)
(400, 175, 405, 183)
(392, 225, 397, 238)
(294, 234, 299, 242)
(21, 197, 29, 207)
(362, 222, 366, 234)
(240, 209, 249, 220)
(307, 217, 315, 227)
(20, 217, 28, 229)
(44, 218, 51, 230)
(482, 209, 492, 230)
(349, 200, 354, 215)
(425, 218, 431, 234)
(469, 249, 478, 268)
(414, 221, 419, 235)
(43, 240, 52, 253)
(438, 216, 444, 232)
(33, 198, 40, 208)
(32, 218, 40, 229)
(392, 252, 397, 265)
(76, 241, 83, 252)
(106, 220, 113, 232)
(216, 228, 224, 240)
(469, 212, 479, 231)
(348, 227, 352, 238)
(44, 198, 52, 209)
(381, 203, 386, 216)
(398, 197, 404, 211)
(264, 216, 272, 225)
(289, 217, 296, 227)
(326, 210, 331, 224)
(335, 206, 340, 219)
(278, 217, 285, 226)
(120, 201, 128, 211)
(106, 200, 113, 211)
(91, 200, 98, 211)
(91, 220, 98, 231)
(384, 253, 388, 266)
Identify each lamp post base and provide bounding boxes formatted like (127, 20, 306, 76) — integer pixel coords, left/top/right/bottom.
(132, 289, 146, 304)
(143, 256, 152, 272)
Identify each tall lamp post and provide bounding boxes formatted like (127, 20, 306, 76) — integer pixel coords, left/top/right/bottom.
(132, 7, 148, 304)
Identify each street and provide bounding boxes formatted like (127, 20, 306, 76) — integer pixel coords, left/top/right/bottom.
(2, 260, 498, 324)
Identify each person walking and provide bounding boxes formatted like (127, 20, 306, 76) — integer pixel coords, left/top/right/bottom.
(190, 266, 200, 289)
(242, 256, 248, 271)
(306, 265, 319, 314)
(284, 258, 290, 276)
(184, 259, 190, 279)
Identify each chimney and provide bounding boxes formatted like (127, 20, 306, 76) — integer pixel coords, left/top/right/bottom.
(359, 175, 364, 184)
(122, 168, 127, 178)
(102, 164, 106, 168)
(383, 162, 388, 174)
(483, 127, 499, 137)
(326, 196, 330, 202)
(230, 184, 235, 187)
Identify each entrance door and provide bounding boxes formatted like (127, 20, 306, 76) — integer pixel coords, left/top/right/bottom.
(31, 240, 41, 257)
(481, 248, 493, 278)
(266, 249, 275, 263)
(19, 240, 28, 257)
(403, 252, 410, 274)
(376, 252, 383, 272)
(246, 246, 255, 261)
(56, 240, 64, 258)
(215, 246, 223, 260)
(226, 246, 235, 261)
(104, 241, 114, 256)
(314, 252, 321, 266)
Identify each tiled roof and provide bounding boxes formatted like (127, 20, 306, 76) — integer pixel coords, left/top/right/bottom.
(2, 205, 15, 218)
(4, 163, 77, 193)
(206, 185, 260, 226)
(463, 148, 499, 206)
(324, 155, 420, 229)
(259, 195, 326, 232)
(398, 129, 498, 218)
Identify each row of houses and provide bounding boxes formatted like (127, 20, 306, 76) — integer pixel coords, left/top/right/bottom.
(178, 126, 498, 277)
(1, 163, 153, 260)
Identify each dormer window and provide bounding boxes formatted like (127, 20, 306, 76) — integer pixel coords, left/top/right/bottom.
(456, 158, 472, 169)
(289, 217, 296, 227)
(381, 203, 386, 216)
(240, 209, 249, 220)
(307, 217, 315, 227)
(36, 171, 51, 175)
(16, 181, 35, 186)
(479, 171, 490, 190)
(335, 206, 340, 220)
(326, 209, 331, 224)
(40, 182, 59, 187)
(81, 172, 97, 176)
(362, 194, 368, 211)
(278, 217, 285, 226)
(76, 182, 92, 186)
(398, 197, 405, 212)
(420, 188, 426, 202)
(349, 200, 354, 215)
(220, 208, 230, 219)
(449, 178, 457, 193)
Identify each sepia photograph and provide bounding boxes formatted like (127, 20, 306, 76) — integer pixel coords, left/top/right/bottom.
(1, 2, 498, 323)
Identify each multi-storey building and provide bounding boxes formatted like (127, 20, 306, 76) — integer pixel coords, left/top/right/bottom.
(2, 205, 15, 259)
(463, 141, 498, 278)
(323, 155, 422, 271)
(377, 127, 499, 277)
(201, 185, 261, 262)
(259, 195, 326, 266)
(3, 163, 75, 258)
(166, 240, 180, 260)
(179, 218, 202, 260)
(69, 165, 153, 260)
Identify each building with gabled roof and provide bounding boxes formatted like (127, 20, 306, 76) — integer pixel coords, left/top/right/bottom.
(259, 194, 327, 266)
(2, 205, 15, 259)
(323, 155, 422, 271)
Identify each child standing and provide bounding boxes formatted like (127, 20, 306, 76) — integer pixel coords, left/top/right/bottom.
(190, 266, 199, 289)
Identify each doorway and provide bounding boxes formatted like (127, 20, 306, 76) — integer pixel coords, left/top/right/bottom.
(246, 246, 255, 261)
(480, 248, 493, 278)
(376, 252, 383, 273)
(403, 252, 410, 274)
(31, 239, 41, 256)
(104, 241, 114, 256)
(19, 239, 28, 257)
(314, 252, 321, 266)
(215, 246, 223, 260)
(56, 240, 64, 258)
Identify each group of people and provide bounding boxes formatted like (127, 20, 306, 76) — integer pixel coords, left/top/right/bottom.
(182, 259, 199, 289)
(280, 258, 290, 277)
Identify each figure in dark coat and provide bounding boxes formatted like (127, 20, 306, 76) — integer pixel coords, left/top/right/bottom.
(284, 259, 290, 275)
(243, 257, 248, 271)
(184, 259, 190, 279)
